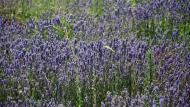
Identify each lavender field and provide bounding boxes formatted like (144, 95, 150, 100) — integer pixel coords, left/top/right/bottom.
(0, 0, 190, 107)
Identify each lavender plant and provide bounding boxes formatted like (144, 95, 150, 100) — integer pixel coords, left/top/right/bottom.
(0, 0, 190, 107)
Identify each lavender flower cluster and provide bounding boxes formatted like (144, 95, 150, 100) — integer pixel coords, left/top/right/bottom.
(1, 17, 190, 106)
(101, 42, 190, 107)
(0, 0, 190, 106)
(64, 0, 190, 40)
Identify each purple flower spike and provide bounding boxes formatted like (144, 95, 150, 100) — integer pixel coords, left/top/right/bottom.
(53, 15, 61, 25)
(28, 19, 35, 29)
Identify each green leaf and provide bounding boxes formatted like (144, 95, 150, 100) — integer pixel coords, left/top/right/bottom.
(53, 25, 65, 39)
(89, 0, 103, 17)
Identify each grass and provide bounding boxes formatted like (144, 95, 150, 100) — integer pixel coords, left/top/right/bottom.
(0, 0, 54, 21)
(89, 0, 103, 17)
(143, 49, 155, 93)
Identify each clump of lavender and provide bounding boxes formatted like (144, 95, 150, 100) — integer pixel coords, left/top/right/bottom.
(0, 0, 190, 107)
(1, 26, 189, 106)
